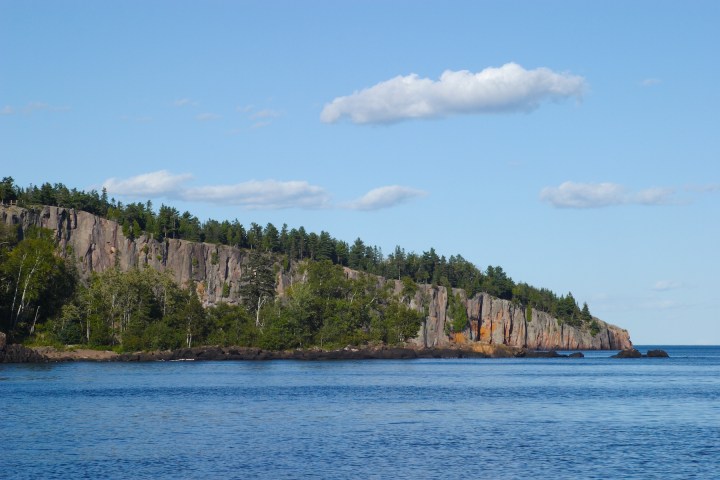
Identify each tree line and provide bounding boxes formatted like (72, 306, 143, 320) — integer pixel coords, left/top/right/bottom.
(1, 176, 597, 337)
(1, 220, 424, 349)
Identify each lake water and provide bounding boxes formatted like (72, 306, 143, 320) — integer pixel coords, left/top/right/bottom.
(2, 346, 719, 479)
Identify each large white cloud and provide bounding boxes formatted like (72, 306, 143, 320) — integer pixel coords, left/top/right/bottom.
(540, 181, 676, 208)
(345, 186, 427, 210)
(321, 63, 586, 124)
(103, 170, 192, 196)
(181, 180, 330, 209)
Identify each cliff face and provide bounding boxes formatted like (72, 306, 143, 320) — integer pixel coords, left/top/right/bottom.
(404, 287, 631, 350)
(1, 205, 632, 350)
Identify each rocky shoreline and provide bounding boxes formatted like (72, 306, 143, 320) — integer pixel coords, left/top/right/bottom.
(1, 333, 666, 363)
(1, 343, 595, 363)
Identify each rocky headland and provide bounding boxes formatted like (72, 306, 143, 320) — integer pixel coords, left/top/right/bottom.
(1, 205, 633, 352)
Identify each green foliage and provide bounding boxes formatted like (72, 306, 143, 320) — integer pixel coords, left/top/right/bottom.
(448, 292, 468, 333)
(400, 275, 417, 302)
(0, 227, 77, 341)
(525, 305, 532, 323)
(239, 250, 276, 329)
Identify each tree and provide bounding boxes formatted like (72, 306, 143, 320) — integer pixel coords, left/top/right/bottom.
(448, 292, 469, 334)
(581, 302, 593, 324)
(0, 227, 75, 339)
(239, 250, 276, 329)
(0, 176, 18, 203)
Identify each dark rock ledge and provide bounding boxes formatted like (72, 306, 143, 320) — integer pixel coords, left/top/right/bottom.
(612, 348, 670, 358)
(1, 341, 590, 363)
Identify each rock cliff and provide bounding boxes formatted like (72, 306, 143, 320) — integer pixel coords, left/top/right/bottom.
(1, 205, 632, 350)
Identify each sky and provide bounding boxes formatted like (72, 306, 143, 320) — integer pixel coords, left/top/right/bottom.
(1, 0, 719, 344)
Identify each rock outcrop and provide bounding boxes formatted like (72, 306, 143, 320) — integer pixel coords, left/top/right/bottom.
(1, 205, 633, 350)
(0, 331, 48, 363)
(612, 348, 669, 358)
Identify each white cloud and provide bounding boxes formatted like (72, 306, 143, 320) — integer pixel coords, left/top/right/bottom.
(173, 98, 198, 107)
(321, 63, 586, 124)
(639, 299, 681, 310)
(653, 280, 683, 291)
(1, 102, 69, 115)
(345, 186, 427, 210)
(540, 182, 676, 208)
(686, 184, 720, 193)
(180, 180, 330, 209)
(102, 172, 427, 211)
(641, 78, 661, 87)
(251, 109, 282, 119)
(103, 170, 192, 197)
(196, 112, 221, 121)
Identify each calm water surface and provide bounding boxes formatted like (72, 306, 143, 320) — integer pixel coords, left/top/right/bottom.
(2, 346, 719, 479)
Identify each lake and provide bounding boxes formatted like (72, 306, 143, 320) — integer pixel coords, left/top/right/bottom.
(2, 346, 719, 479)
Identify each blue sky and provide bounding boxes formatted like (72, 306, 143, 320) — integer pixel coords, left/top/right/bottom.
(2, 1, 718, 344)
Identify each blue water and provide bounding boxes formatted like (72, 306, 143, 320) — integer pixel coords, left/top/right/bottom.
(2, 346, 719, 479)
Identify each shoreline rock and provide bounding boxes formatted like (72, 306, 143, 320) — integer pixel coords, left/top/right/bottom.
(7, 343, 597, 363)
(612, 348, 669, 358)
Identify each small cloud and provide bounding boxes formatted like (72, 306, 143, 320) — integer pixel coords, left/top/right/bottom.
(653, 280, 683, 291)
(251, 121, 272, 129)
(686, 184, 720, 193)
(345, 185, 427, 210)
(321, 62, 586, 124)
(236, 105, 254, 113)
(173, 98, 198, 107)
(641, 78, 661, 87)
(250, 109, 282, 119)
(103, 170, 193, 197)
(26, 102, 70, 113)
(196, 112, 221, 121)
(540, 181, 677, 208)
(181, 180, 330, 209)
(639, 299, 681, 310)
(1, 102, 70, 115)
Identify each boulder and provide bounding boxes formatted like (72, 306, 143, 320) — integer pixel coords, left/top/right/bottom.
(646, 349, 669, 358)
(612, 348, 643, 358)
(0, 344, 48, 363)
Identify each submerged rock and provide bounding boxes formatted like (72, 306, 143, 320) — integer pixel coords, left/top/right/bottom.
(646, 349, 670, 358)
